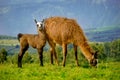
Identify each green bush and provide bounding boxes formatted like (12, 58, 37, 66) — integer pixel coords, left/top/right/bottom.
(0, 48, 7, 63)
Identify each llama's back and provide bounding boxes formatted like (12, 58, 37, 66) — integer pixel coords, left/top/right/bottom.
(44, 17, 87, 45)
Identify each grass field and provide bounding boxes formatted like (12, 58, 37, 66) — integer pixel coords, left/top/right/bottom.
(0, 62, 120, 80)
(0, 39, 19, 46)
(0, 39, 120, 80)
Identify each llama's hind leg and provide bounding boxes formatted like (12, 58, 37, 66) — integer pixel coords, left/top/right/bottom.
(37, 47, 44, 66)
(73, 45, 79, 66)
(18, 46, 28, 67)
(50, 47, 54, 64)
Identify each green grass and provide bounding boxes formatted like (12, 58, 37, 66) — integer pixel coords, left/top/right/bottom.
(0, 39, 120, 80)
(0, 62, 120, 80)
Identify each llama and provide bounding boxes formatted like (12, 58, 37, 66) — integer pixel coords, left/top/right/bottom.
(36, 16, 98, 67)
(17, 20, 46, 67)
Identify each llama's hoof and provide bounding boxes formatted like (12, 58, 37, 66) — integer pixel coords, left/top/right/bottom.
(18, 63, 22, 68)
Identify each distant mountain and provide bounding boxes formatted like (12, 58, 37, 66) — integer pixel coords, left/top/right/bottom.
(85, 25, 120, 42)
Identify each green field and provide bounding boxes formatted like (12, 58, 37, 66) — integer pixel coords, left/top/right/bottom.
(0, 62, 120, 80)
(0, 39, 19, 46)
(0, 39, 120, 80)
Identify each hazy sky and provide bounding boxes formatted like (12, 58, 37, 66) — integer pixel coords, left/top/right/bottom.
(0, 0, 120, 36)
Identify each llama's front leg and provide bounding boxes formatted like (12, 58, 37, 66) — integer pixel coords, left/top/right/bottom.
(49, 41, 58, 65)
(50, 47, 59, 65)
(38, 47, 43, 66)
(74, 45, 79, 66)
(53, 49, 59, 66)
(62, 44, 67, 67)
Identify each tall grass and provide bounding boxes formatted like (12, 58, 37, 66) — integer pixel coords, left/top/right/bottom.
(1, 50, 120, 80)
(0, 62, 120, 80)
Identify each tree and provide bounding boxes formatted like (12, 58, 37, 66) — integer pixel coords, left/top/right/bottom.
(91, 42, 107, 61)
(110, 39, 120, 61)
(0, 48, 7, 63)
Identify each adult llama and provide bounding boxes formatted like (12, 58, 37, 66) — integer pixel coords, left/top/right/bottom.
(36, 16, 98, 67)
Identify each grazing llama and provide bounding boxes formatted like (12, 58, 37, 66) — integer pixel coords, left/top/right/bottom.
(36, 16, 98, 67)
(18, 20, 46, 67)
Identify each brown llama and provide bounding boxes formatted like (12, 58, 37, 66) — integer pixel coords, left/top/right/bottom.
(37, 16, 98, 67)
(18, 20, 46, 67)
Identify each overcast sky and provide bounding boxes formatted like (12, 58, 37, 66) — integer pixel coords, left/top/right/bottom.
(0, 0, 120, 36)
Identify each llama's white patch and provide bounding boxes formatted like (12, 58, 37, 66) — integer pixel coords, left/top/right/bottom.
(37, 22, 42, 28)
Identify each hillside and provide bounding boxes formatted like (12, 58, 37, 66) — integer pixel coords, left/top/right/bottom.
(85, 26, 120, 42)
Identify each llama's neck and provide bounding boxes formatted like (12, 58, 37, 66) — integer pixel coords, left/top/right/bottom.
(38, 30, 46, 38)
(73, 30, 94, 60)
(79, 41, 94, 61)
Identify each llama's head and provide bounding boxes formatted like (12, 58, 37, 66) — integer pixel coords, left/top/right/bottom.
(34, 19, 44, 31)
(89, 51, 98, 67)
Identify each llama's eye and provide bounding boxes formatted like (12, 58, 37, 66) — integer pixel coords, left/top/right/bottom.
(40, 24, 43, 27)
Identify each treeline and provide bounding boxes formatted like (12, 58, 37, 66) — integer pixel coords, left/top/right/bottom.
(91, 39, 120, 62)
(0, 39, 120, 64)
(0, 35, 17, 39)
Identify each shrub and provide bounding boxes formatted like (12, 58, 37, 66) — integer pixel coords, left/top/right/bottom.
(0, 48, 7, 63)
(22, 51, 33, 63)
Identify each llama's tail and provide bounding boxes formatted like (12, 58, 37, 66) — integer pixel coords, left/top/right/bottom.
(17, 33, 23, 41)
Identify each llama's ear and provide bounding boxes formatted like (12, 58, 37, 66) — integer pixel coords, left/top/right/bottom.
(34, 19, 37, 23)
(42, 19, 45, 23)
(94, 51, 99, 59)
